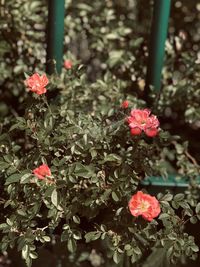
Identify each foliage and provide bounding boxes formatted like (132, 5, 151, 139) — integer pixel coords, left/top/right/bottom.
(1, 0, 200, 266)
(0, 70, 200, 266)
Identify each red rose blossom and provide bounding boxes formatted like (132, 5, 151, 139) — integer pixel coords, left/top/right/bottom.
(128, 191, 161, 221)
(24, 73, 49, 95)
(121, 100, 129, 109)
(33, 164, 51, 180)
(127, 108, 159, 137)
(64, 59, 72, 69)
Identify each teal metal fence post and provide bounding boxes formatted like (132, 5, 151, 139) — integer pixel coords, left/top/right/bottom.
(146, 0, 171, 92)
(46, 0, 65, 75)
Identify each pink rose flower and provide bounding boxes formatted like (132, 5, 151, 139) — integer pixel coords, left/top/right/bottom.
(64, 59, 72, 69)
(121, 100, 129, 109)
(127, 109, 159, 137)
(24, 73, 49, 95)
(33, 164, 51, 180)
(128, 191, 161, 221)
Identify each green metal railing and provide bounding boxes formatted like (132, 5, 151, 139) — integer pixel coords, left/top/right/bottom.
(146, 0, 171, 92)
(46, 0, 171, 85)
(46, 0, 65, 74)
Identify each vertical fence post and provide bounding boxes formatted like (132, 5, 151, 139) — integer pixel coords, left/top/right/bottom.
(46, 0, 65, 75)
(146, 0, 171, 92)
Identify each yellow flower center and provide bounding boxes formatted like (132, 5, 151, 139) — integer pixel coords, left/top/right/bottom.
(139, 201, 150, 212)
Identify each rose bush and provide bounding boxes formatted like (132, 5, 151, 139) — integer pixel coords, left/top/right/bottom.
(0, 68, 200, 267)
(1, 1, 200, 267)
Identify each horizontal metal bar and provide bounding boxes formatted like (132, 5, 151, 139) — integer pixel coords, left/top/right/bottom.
(141, 175, 200, 188)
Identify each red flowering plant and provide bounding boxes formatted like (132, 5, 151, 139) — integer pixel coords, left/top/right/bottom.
(129, 191, 161, 222)
(0, 68, 200, 267)
(0, 1, 200, 266)
(121, 100, 129, 109)
(24, 73, 49, 95)
(64, 59, 73, 70)
(33, 164, 51, 180)
(127, 109, 159, 137)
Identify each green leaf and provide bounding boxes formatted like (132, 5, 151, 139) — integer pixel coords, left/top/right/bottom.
(195, 203, 200, 214)
(73, 215, 80, 224)
(191, 245, 199, 252)
(168, 232, 177, 241)
(131, 254, 137, 264)
(17, 209, 27, 216)
(43, 236, 51, 242)
(174, 193, 184, 202)
(73, 231, 82, 240)
(161, 193, 173, 202)
(179, 202, 190, 209)
(61, 230, 69, 242)
(29, 1, 41, 11)
(124, 244, 131, 251)
(74, 163, 95, 178)
(0, 41, 10, 56)
(160, 201, 170, 207)
(108, 50, 124, 67)
(103, 154, 122, 164)
(0, 161, 10, 171)
(22, 245, 29, 260)
(113, 250, 122, 264)
(20, 173, 32, 184)
(24, 72, 29, 79)
(77, 3, 92, 12)
(175, 143, 184, 154)
(67, 238, 77, 253)
(112, 191, 120, 202)
(51, 189, 58, 207)
(190, 216, 198, 224)
(0, 223, 8, 230)
(85, 231, 101, 243)
(106, 33, 119, 40)
(5, 173, 21, 185)
(130, 37, 144, 47)
(29, 252, 38, 260)
(90, 148, 97, 159)
(159, 213, 170, 220)
(133, 246, 142, 255)
(116, 207, 124, 216)
(25, 257, 32, 267)
(183, 207, 193, 217)
(166, 247, 173, 262)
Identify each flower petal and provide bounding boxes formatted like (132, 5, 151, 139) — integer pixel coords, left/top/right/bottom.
(130, 127, 142, 135)
(145, 128, 158, 137)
